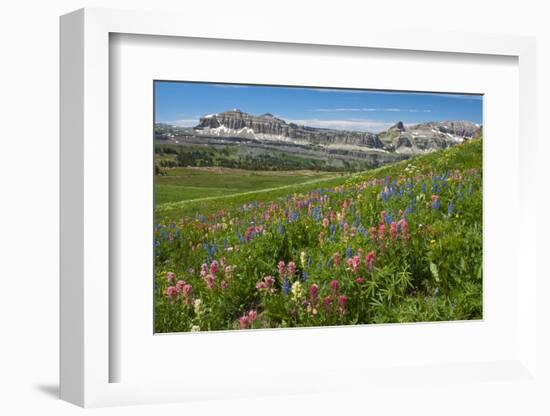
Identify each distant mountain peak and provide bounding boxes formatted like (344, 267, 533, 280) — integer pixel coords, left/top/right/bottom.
(389, 121, 406, 132)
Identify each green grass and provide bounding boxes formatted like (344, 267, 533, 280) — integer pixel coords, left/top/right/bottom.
(155, 167, 343, 214)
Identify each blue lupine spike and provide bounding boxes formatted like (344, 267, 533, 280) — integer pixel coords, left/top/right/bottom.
(301, 271, 308, 282)
(384, 212, 392, 225)
(282, 279, 291, 295)
(447, 200, 454, 216)
(345, 247, 353, 258)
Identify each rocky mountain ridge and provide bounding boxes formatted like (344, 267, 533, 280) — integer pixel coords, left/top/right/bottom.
(194, 109, 384, 150)
(188, 109, 481, 154)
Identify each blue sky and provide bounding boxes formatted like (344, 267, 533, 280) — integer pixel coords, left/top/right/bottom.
(155, 81, 483, 133)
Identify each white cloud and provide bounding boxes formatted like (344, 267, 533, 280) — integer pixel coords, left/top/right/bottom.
(314, 108, 432, 113)
(370, 90, 483, 100)
(304, 88, 481, 100)
(163, 119, 199, 127)
(287, 118, 397, 133)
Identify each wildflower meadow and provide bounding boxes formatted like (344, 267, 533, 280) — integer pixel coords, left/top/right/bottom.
(154, 138, 483, 332)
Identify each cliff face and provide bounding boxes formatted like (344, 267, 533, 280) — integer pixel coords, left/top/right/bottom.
(194, 109, 385, 149)
(379, 120, 481, 154)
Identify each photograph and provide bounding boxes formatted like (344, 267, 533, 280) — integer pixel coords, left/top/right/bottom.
(153, 81, 483, 333)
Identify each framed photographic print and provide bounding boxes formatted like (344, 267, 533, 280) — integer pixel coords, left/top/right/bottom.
(152, 81, 483, 334)
(60, 7, 539, 409)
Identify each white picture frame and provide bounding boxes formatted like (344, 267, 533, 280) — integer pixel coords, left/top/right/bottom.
(60, 7, 538, 408)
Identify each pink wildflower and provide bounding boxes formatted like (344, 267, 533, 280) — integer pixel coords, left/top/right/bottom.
(365, 251, 376, 272)
(239, 315, 250, 329)
(166, 272, 176, 282)
(287, 261, 296, 277)
(322, 217, 329, 228)
(220, 280, 228, 289)
(338, 295, 348, 314)
(182, 284, 192, 297)
(210, 260, 219, 275)
(355, 277, 365, 284)
(205, 274, 215, 289)
(347, 255, 361, 274)
(264, 275, 275, 288)
(175, 280, 186, 293)
(200, 263, 208, 278)
(244, 225, 256, 241)
(332, 252, 342, 266)
(309, 283, 319, 303)
(378, 223, 386, 241)
(165, 286, 177, 299)
(277, 261, 286, 277)
(390, 221, 398, 240)
(402, 220, 409, 235)
(330, 279, 340, 294)
(323, 295, 332, 309)
(248, 310, 257, 322)
(257, 275, 276, 292)
(399, 219, 409, 240)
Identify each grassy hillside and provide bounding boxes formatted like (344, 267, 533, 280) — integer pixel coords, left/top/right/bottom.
(156, 167, 341, 205)
(154, 138, 482, 332)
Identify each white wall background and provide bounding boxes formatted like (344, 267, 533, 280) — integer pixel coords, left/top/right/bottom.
(0, 1, 548, 414)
